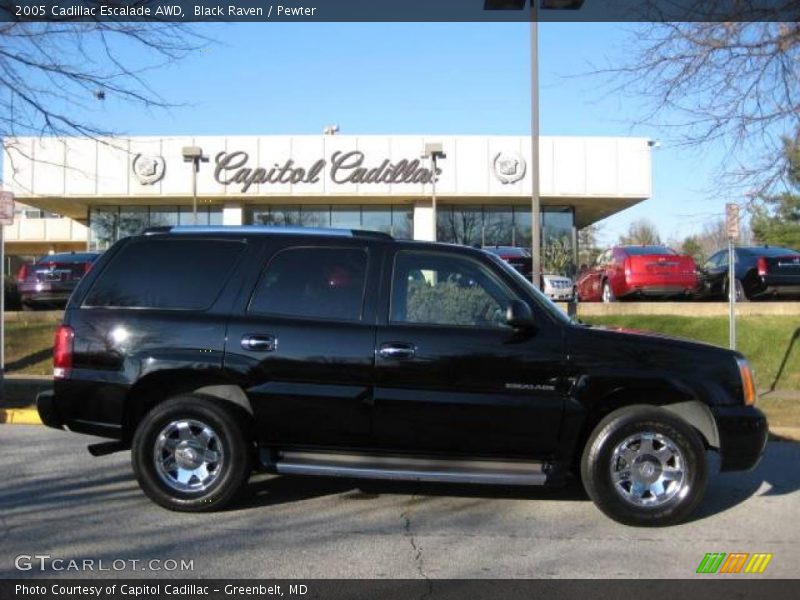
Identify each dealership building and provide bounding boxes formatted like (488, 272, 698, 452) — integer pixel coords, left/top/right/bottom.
(2, 134, 652, 273)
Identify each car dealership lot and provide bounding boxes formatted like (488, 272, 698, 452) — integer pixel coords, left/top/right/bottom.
(1, 426, 798, 579)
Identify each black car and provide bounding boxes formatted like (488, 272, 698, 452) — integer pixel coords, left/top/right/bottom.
(698, 245, 800, 301)
(16, 252, 101, 309)
(37, 226, 767, 526)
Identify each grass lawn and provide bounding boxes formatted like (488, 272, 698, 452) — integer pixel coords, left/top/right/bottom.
(4, 319, 59, 376)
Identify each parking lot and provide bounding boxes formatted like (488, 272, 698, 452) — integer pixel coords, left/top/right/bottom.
(1, 425, 798, 579)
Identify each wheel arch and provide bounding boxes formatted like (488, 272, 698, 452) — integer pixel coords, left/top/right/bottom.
(570, 384, 720, 469)
(123, 370, 252, 442)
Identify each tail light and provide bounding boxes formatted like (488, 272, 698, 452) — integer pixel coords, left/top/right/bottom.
(623, 257, 631, 277)
(53, 324, 75, 379)
(16, 263, 28, 282)
(757, 257, 768, 277)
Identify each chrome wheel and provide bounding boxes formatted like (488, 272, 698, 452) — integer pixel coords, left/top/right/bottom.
(609, 431, 687, 508)
(153, 419, 225, 493)
(602, 282, 613, 303)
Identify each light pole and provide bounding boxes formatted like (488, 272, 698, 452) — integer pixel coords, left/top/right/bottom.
(182, 146, 208, 226)
(484, 0, 585, 289)
(423, 143, 446, 241)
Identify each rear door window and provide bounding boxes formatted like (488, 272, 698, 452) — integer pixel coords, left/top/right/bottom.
(249, 247, 368, 322)
(83, 238, 245, 310)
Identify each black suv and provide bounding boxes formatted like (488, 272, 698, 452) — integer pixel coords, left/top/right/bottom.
(37, 226, 767, 526)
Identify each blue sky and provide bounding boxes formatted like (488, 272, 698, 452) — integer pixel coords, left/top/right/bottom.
(22, 22, 742, 245)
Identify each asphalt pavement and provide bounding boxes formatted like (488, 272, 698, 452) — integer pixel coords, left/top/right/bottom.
(1, 426, 798, 579)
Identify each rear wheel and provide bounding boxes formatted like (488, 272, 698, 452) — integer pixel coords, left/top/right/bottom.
(581, 406, 707, 526)
(724, 276, 750, 302)
(132, 394, 252, 512)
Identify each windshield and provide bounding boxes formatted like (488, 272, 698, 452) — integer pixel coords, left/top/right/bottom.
(486, 253, 573, 326)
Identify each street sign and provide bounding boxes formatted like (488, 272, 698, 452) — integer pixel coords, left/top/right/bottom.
(725, 203, 740, 240)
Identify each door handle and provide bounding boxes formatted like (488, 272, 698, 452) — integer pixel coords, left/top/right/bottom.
(378, 343, 416, 360)
(241, 334, 276, 352)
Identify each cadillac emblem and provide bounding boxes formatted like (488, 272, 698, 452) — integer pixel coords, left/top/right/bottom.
(132, 154, 166, 185)
(492, 151, 526, 184)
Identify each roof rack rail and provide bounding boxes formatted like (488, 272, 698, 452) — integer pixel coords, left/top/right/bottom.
(143, 225, 396, 240)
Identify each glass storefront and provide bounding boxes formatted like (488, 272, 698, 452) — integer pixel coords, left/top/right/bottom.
(437, 205, 576, 275)
(246, 204, 413, 239)
(89, 205, 223, 250)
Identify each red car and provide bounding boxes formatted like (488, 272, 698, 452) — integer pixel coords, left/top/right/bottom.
(575, 245, 697, 302)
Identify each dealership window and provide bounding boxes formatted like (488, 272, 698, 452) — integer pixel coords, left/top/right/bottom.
(246, 205, 413, 238)
(89, 205, 223, 250)
(436, 205, 576, 276)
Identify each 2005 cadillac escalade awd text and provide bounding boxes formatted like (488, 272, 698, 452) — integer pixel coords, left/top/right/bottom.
(37, 226, 768, 526)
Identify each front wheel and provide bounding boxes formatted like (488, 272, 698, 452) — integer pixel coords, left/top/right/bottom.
(132, 394, 252, 512)
(581, 406, 707, 526)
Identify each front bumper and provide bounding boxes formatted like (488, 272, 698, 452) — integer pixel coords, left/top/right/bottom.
(711, 405, 768, 471)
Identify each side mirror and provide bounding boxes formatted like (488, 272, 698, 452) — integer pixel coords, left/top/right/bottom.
(506, 300, 535, 330)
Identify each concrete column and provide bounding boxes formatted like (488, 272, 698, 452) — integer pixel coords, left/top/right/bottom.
(223, 202, 243, 226)
(413, 199, 435, 241)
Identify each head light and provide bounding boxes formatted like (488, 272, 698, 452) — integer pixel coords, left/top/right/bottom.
(736, 357, 756, 406)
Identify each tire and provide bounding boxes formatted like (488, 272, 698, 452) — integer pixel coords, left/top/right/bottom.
(602, 280, 616, 303)
(131, 394, 252, 512)
(580, 406, 707, 527)
(725, 276, 750, 302)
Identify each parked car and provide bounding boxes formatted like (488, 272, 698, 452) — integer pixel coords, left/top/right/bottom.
(575, 245, 697, 302)
(697, 246, 800, 301)
(482, 245, 532, 278)
(37, 226, 767, 526)
(542, 273, 574, 301)
(16, 252, 101, 309)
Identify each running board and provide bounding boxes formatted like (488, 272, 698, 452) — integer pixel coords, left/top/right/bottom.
(271, 450, 548, 486)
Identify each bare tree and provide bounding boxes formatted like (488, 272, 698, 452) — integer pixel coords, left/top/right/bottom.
(0, 9, 203, 179)
(591, 20, 800, 197)
(619, 218, 662, 246)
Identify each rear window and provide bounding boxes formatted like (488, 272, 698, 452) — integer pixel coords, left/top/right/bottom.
(622, 246, 676, 256)
(37, 253, 99, 264)
(83, 239, 244, 310)
(740, 247, 799, 257)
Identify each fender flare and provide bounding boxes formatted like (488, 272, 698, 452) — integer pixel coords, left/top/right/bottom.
(193, 384, 253, 415)
(662, 400, 720, 449)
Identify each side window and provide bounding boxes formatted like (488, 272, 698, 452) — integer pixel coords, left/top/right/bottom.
(704, 252, 722, 269)
(83, 239, 244, 310)
(390, 251, 517, 328)
(249, 247, 367, 322)
(596, 250, 609, 267)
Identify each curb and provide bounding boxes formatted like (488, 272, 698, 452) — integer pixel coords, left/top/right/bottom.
(0, 408, 42, 425)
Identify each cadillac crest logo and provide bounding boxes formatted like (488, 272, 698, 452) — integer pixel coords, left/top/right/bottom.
(492, 151, 526, 184)
(132, 154, 166, 185)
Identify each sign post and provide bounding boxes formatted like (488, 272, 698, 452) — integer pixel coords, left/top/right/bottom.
(725, 203, 740, 350)
(0, 192, 15, 395)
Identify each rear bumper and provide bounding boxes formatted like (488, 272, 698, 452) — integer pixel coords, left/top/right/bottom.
(620, 284, 695, 298)
(711, 405, 768, 472)
(36, 390, 65, 430)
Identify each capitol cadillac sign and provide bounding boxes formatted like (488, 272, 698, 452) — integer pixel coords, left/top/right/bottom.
(132, 149, 527, 191)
